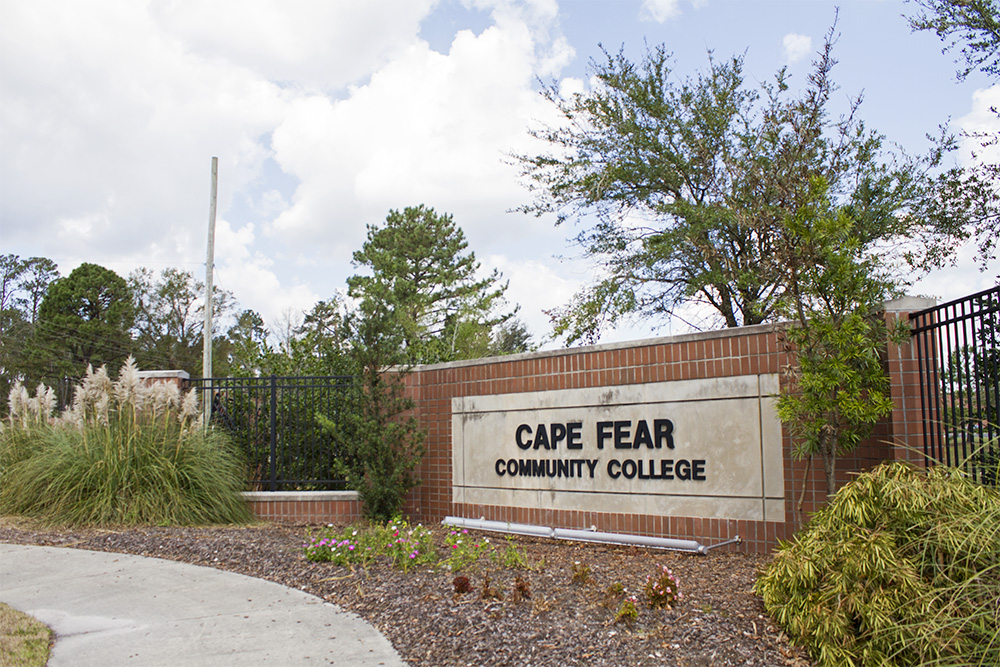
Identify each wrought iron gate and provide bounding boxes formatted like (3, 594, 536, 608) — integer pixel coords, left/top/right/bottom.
(910, 285, 1000, 485)
(189, 375, 354, 491)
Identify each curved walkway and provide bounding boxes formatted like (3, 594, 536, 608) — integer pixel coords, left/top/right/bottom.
(0, 544, 407, 666)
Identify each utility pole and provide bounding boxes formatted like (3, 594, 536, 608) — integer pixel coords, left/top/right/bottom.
(203, 156, 218, 424)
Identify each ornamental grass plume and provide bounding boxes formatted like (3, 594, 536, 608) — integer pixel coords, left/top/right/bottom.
(0, 358, 252, 526)
(5, 383, 56, 429)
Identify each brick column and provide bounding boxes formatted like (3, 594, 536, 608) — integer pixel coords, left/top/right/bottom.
(883, 297, 937, 465)
(136, 370, 190, 391)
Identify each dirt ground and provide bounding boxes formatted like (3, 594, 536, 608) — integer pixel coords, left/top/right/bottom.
(0, 519, 811, 667)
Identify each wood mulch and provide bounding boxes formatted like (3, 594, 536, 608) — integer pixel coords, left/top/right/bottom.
(0, 518, 811, 666)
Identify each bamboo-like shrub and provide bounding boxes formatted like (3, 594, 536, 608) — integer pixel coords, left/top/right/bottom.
(756, 461, 1000, 667)
(0, 359, 253, 526)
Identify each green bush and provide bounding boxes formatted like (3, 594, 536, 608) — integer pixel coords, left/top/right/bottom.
(0, 360, 253, 526)
(756, 461, 1000, 667)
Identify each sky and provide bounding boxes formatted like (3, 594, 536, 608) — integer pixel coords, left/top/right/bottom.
(1, 0, 997, 350)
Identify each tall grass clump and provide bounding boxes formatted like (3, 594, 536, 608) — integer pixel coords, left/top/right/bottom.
(756, 461, 1000, 667)
(0, 359, 253, 526)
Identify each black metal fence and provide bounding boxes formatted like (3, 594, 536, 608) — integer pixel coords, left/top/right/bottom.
(910, 285, 1000, 486)
(188, 375, 355, 491)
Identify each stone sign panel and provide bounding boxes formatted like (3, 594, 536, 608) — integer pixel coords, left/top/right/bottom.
(452, 374, 784, 522)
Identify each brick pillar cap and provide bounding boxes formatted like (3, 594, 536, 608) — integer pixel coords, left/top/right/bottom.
(883, 296, 937, 313)
(136, 370, 191, 380)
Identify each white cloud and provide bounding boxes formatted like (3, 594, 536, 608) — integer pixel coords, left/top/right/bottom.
(957, 85, 1000, 168)
(782, 33, 813, 64)
(265, 4, 572, 262)
(211, 217, 319, 329)
(488, 254, 581, 345)
(148, 0, 438, 91)
(0, 0, 291, 264)
(640, 0, 682, 23)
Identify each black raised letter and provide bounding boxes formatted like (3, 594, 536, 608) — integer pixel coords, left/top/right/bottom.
(515, 424, 532, 450)
(654, 419, 674, 449)
(550, 423, 567, 449)
(597, 422, 613, 449)
(614, 421, 632, 449)
(533, 424, 551, 450)
(633, 420, 653, 449)
(567, 422, 583, 449)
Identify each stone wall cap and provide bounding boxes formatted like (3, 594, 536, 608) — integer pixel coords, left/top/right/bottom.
(883, 296, 938, 312)
(136, 370, 190, 379)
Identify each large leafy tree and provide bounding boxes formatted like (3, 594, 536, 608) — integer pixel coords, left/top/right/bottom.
(262, 298, 354, 377)
(30, 263, 134, 381)
(0, 255, 59, 405)
(129, 267, 234, 375)
(348, 205, 518, 363)
(774, 179, 909, 500)
(219, 309, 274, 377)
(517, 34, 940, 343)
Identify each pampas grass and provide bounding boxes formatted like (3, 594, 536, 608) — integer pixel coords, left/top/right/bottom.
(0, 358, 253, 526)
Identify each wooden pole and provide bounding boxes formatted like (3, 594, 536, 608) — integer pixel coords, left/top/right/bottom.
(203, 157, 218, 424)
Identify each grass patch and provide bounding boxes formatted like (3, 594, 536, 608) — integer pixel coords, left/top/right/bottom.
(0, 603, 52, 667)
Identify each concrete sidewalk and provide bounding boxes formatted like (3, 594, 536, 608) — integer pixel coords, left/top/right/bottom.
(0, 543, 407, 666)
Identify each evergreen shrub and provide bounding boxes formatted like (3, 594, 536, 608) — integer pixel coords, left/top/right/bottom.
(756, 461, 999, 667)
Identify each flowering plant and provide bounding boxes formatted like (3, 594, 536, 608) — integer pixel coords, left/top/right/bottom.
(644, 565, 683, 608)
(303, 518, 436, 570)
(443, 528, 490, 571)
(303, 532, 359, 565)
(381, 519, 436, 571)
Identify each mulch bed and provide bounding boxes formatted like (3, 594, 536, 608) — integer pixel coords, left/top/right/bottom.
(0, 519, 811, 666)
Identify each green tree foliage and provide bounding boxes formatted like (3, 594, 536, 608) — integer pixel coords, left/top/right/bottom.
(907, 0, 1000, 276)
(348, 205, 519, 363)
(517, 33, 946, 343)
(907, 0, 1000, 80)
(129, 267, 234, 375)
(30, 263, 134, 381)
(775, 180, 910, 498)
(220, 309, 274, 377)
(0, 255, 58, 402)
(489, 318, 536, 356)
(756, 462, 1000, 667)
(269, 298, 354, 377)
(317, 296, 425, 520)
(1, 255, 33, 401)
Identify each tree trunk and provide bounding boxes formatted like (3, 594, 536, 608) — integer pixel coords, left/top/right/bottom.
(820, 425, 837, 499)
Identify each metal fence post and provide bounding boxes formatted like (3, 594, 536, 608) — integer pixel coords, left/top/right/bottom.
(270, 374, 278, 492)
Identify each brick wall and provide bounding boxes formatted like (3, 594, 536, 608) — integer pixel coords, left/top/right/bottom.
(243, 491, 363, 524)
(235, 300, 933, 552)
(397, 301, 933, 554)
